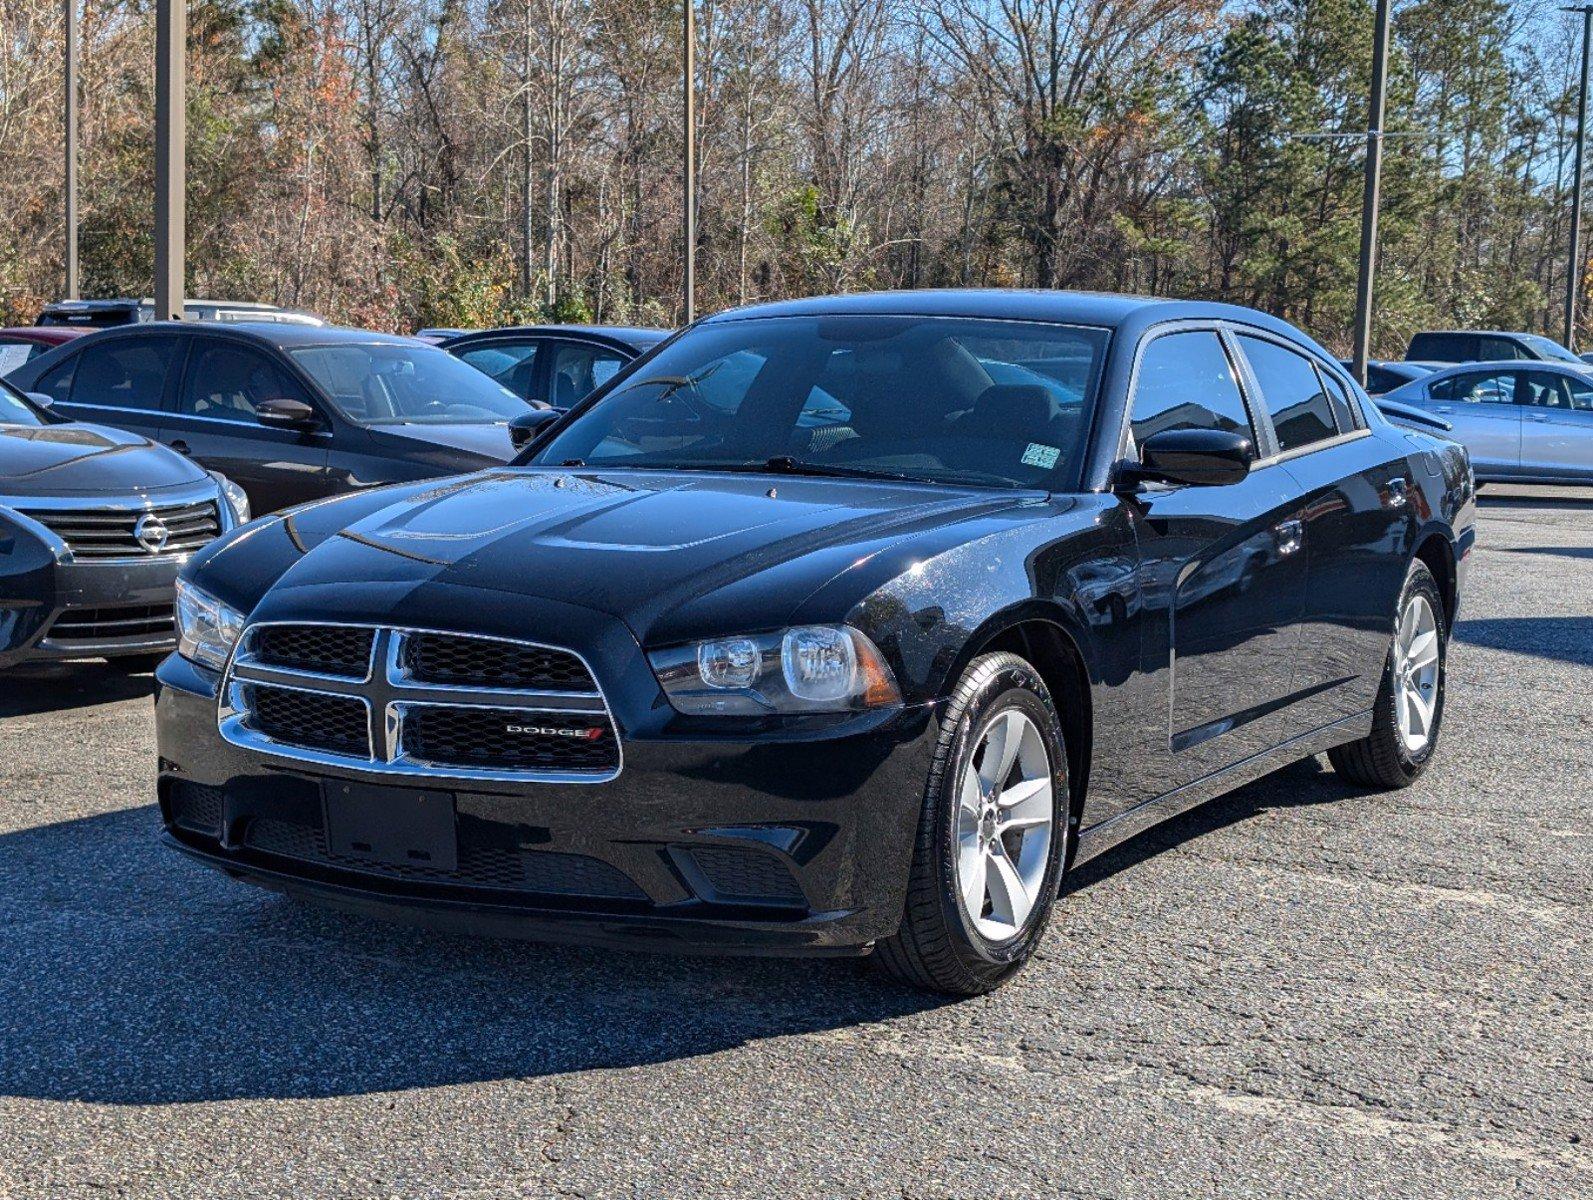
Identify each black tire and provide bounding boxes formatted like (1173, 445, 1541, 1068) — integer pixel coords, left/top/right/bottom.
(1328, 560, 1447, 790)
(873, 652, 1068, 996)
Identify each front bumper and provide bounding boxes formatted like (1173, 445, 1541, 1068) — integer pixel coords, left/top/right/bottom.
(155, 653, 938, 956)
(0, 552, 186, 667)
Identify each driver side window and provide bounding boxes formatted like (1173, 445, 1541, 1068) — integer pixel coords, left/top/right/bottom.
(1430, 370, 1517, 405)
(1130, 330, 1255, 447)
(179, 343, 309, 424)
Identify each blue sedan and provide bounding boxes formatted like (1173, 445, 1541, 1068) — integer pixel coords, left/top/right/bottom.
(1380, 360, 1593, 485)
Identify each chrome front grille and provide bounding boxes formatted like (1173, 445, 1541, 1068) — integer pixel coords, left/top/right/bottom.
(18, 500, 220, 559)
(219, 624, 621, 782)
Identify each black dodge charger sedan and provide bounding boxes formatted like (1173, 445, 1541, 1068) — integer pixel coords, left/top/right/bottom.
(1, 380, 243, 670)
(6, 323, 533, 515)
(154, 291, 1475, 994)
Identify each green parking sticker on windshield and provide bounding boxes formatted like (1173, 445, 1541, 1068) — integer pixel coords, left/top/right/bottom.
(1021, 443, 1060, 469)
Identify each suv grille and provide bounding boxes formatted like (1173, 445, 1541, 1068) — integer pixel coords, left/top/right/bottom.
(221, 626, 619, 781)
(253, 625, 374, 678)
(246, 684, 369, 756)
(401, 633, 595, 691)
(20, 500, 220, 559)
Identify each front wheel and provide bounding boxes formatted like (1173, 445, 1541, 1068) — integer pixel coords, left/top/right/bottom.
(1328, 559, 1447, 789)
(874, 652, 1068, 995)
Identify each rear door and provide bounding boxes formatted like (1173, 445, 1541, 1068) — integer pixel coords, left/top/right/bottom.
(1425, 368, 1523, 478)
(164, 335, 332, 513)
(1123, 326, 1311, 794)
(45, 333, 182, 441)
(1520, 370, 1593, 481)
(1234, 335, 1414, 732)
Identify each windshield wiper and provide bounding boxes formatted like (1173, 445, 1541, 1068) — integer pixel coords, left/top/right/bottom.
(758, 456, 916, 482)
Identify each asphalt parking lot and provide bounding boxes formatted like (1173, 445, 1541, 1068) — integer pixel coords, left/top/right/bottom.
(1, 487, 1588, 1200)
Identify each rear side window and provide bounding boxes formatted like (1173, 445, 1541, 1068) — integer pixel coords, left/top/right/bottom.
(1429, 370, 1517, 405)
(68, 337, 180, 410)
(1319, 369, 1361, 429)
(1130, 331, 1254, 445)
(1237, 336, 1339, 453)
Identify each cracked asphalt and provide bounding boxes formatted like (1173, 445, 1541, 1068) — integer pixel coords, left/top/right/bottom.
(0, 486, 1588, 1199)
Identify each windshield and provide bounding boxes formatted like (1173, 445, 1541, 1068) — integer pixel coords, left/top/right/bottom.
(290, 343, 531, 425)
(1519, 334, 1582, 364)
(532, 315, 1109, 488)
(0, 380, 45, 426)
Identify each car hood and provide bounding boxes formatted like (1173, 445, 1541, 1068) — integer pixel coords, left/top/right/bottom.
(365, 421, 517, 463)
(272, 468, 1037, 643)
(0, 421, 206, 497)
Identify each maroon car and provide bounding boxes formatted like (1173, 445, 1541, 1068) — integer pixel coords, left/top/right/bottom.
(0, 327, 87, 376)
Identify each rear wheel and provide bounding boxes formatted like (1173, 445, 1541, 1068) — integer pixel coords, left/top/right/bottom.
(1328, 560, 1447, 789)
(874, 652, 1067, 995)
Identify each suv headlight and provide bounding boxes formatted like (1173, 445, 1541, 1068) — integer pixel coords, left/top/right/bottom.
(649, 625, 901, 715)
(175, 578, 245, 671)
(208, 471, 250, 529)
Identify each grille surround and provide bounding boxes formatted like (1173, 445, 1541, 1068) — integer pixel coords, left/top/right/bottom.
(18, 500, 220, 560)
(220, 623, 621, 783)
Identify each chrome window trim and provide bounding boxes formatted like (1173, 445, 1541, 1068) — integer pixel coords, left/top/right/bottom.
(219, 621, 622, 784)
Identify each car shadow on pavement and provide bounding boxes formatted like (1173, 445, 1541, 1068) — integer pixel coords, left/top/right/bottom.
(0, 661, 157, 717)
(1065, 754, 1346, 896)
(1499, 545, 1593, 562)
(0, 805, 949, 1107)
(1452, 615, 1593, 667)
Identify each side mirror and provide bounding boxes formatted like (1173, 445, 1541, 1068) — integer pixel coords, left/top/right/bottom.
(508, 407, 560, 451)
(255, 397, 321, 430)
(1120, 428, 1255, 489)
(25, 392, 55, 409)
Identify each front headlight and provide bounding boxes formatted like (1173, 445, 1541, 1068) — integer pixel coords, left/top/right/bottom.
(174, 578, 246, 671)
(649, 624, 901, 715)
(208, 471, 250, 529)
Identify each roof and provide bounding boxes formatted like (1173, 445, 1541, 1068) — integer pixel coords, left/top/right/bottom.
(49, 321, 429, 351)
(442, 324, 671, 350)
(1419, 358, 1593, 375)
(698, 288, 1316, 343)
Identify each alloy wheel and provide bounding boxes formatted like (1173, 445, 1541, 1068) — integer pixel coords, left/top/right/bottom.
(1393, 593, 1441, 755)
(956, 709, 1055, 942)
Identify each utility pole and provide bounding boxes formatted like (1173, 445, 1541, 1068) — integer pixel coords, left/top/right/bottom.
(1351, 0, 1392, 386)
(64, 0, 79, 299)
(1563, 5, 1593, 350)
(683, 0, 696, 323)
(153, 0, 184, 320)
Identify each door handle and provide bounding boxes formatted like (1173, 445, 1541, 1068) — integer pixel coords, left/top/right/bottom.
(1273, 519, 1303, 555)
(167, 439, 191, 455)
(1526, 415, 1549, 423)
(1433, 406, 1454, 414)
(1385, 477, 1409, 508)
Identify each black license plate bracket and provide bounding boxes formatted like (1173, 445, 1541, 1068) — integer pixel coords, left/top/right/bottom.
(322, 781, 458, 872)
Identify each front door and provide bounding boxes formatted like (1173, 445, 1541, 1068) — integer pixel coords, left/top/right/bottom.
(1124, 328, 1309, 795)
(1520, 370, 1593, 481)
(164, 338, 331, 513)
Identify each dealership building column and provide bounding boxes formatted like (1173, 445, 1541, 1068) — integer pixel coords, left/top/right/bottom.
(154, 0, 185, 320)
